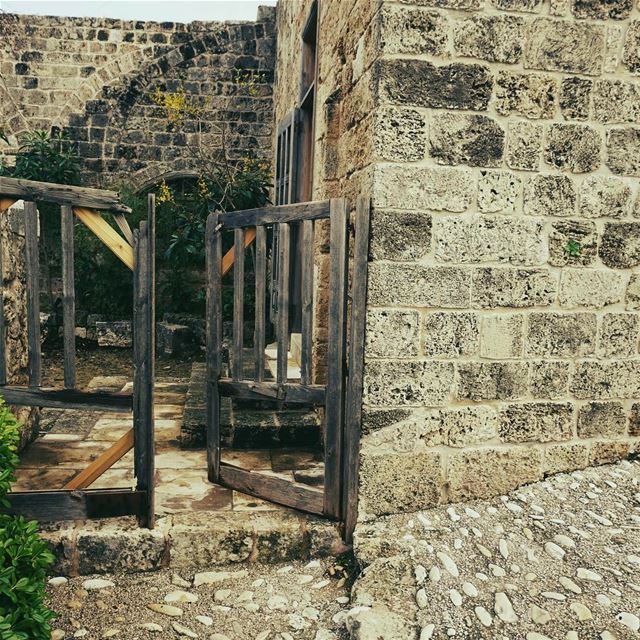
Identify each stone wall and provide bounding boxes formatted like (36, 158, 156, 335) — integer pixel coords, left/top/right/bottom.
(0, 9, 275, 187)
(360, 0, 640, 519)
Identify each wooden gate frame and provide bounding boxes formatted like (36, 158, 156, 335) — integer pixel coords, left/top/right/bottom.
(206, 196, 370, 540)
(0, 176, 155, 528)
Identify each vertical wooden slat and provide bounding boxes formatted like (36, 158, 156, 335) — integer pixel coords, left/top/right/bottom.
(145, 193, 156, 528)
(132, 228, 141, 484)
(0, 213, 7, 386)
(24, 201, 41, 388)
(343, 197, 370, 543)
(254, 225, 267, 382)
(206, 213, 222, 482)
(323, 198, 349, 519)
(300, 219, 314, 386)
(61, 205, 76, 389)
(233, 228, 244, 381)
(276, 223, 290, 384)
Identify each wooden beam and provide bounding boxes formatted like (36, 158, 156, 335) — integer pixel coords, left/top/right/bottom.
(221, 226, 256, 276)
(0, 198, 16, 212)
(0, 176, 131, 214)
(113, 212, 134, 245)
(218, 378, 326, 405)
(219, 463, 325, 516)
(0, 386, 133, 412)
(63, 429, 134, 490)
(217, 200, 330, 229)
(74, 207, 134, 270)
(5, 488, 144, 521)
(61, 205, 76, 389)
(24, 201, 41, 388)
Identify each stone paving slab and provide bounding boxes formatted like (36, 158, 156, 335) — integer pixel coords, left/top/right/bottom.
(352, 459, 640, 640)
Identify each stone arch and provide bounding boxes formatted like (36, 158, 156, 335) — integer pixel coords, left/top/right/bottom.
(130, 164, 200, 193)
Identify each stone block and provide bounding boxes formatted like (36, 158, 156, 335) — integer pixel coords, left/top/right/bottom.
(373, 164, 475, 212)
(478, 170, 521, 214)
(572, 0, 632, 19)
(579, 175, 632, 218)
(480, 314, 523, 359)
(373, 106, 427, 162)
(368, 263, 471, 308)
(544, 123, 601, 173)
(379, 5, 449, 55)
(606, 127, 640, 177)
(361, 407, 414, 437)
(490, 0, 543, 12)
(422, 312, 479, 358)
(378, 58, 493, 111)
(559, 269, 626, 308)
(362, 410, 435, 453)
(627, 273, 640, 310)
(526, 312, 596, 357)
(453, 14, 524, 63)
(559, 77, 592, 122)
(524, 18, 604, 75)
(599, 222, 640, 268)
(439, 405, 498, 447)
(345, 605, 416, 640)
(548, 219, 598, 267)
(456, 362, 528, 401)
(365, 309, 420, 358)
(589, 440, 631, 466)
(571, 361, 640, 399)
(433, 215, 546, 265)
(604, 25, 624, 74)
(430, 113, 505, 168)
(524, 174, 576, 217)
(623, 20, 640, 73)
(577, 401, 627, 438)
(593, 79, 640, 124)
(359, 451, 443, 517)
(369, 209, 432, 261)
(96, 320, 132, 347)
(598, 312, 640, 358)
(498, 402, 573, 443)
(472, 267, 557, 308)
(629, 403, 640, 436)
(506, 120, 542, 171)
(363, 360, 454, 407)
(156, 322, 195, 357)
(447, 446, 543, 501)
(530, 361, 571, 399)
(495, 71, 556, 119)
(543, 442, 589, 475)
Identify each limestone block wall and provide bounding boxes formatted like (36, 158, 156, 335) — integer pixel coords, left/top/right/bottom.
(0, 10, 275, 187)
(360, 0, 640, 519)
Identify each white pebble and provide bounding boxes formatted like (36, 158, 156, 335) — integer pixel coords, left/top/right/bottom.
(420, 624, 435, 640)
(462, 582, 478, 597)
(475, 606, 492, 627)
(617, 612, 640, 632)
(449, 589, 462, 607)
(494, 592, 518, 623)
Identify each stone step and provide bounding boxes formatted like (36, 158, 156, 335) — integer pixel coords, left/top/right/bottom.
(43, 511, 344, 576)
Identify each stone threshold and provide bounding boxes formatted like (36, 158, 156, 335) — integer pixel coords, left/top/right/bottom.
(43, 510, 345, 577)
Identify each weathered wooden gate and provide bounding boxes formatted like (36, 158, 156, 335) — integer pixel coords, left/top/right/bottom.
(206, 196, 369, 538)
(0, 176, 155, 528)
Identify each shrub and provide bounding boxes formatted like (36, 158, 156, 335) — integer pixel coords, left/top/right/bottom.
(0, 401, 55, 640)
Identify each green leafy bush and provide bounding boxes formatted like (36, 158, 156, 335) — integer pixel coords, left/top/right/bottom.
(0, 401, 55, 640)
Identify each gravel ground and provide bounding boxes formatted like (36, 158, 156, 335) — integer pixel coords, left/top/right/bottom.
(46, 559, 352, 640)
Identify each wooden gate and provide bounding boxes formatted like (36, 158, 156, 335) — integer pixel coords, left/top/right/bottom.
(206, 196, 369, 537)
(0, 177, 155, 528)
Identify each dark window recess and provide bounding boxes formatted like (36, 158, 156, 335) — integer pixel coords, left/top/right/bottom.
(271, 0, 318, 333)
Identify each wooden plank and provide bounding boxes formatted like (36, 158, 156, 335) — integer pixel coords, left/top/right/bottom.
(0, 198, 17, 213)
(0, 386, 133, 411)
(218, 379, 326, 405)
(219, 464, 325, 516)
(61, 205, 76, 389)
(63, 429, 135, 490)
(0, 176, 131, 213)
(74, 207, 134, 270)
(221, 226, 255, 276)
(300, 219, 314, 385)
(343, 196, 371, 543)
(206, 213, 223, 483)
(217, 200, 331, 229)
(24, 201, 41, 388)
(277, 223, 291, 384)
(323, 198, 349, 519)
(232, 228, 244, 381)
(254, 225, 267, 382)
(113, 212, 134, 245)
(5, 488, 144, 522)
(0, 211, 6, 386)
(132, 228, 141, 484)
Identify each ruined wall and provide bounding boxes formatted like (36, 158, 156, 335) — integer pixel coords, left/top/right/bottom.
(0, 9, 275, 187)
(360, 0, 640, 519)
